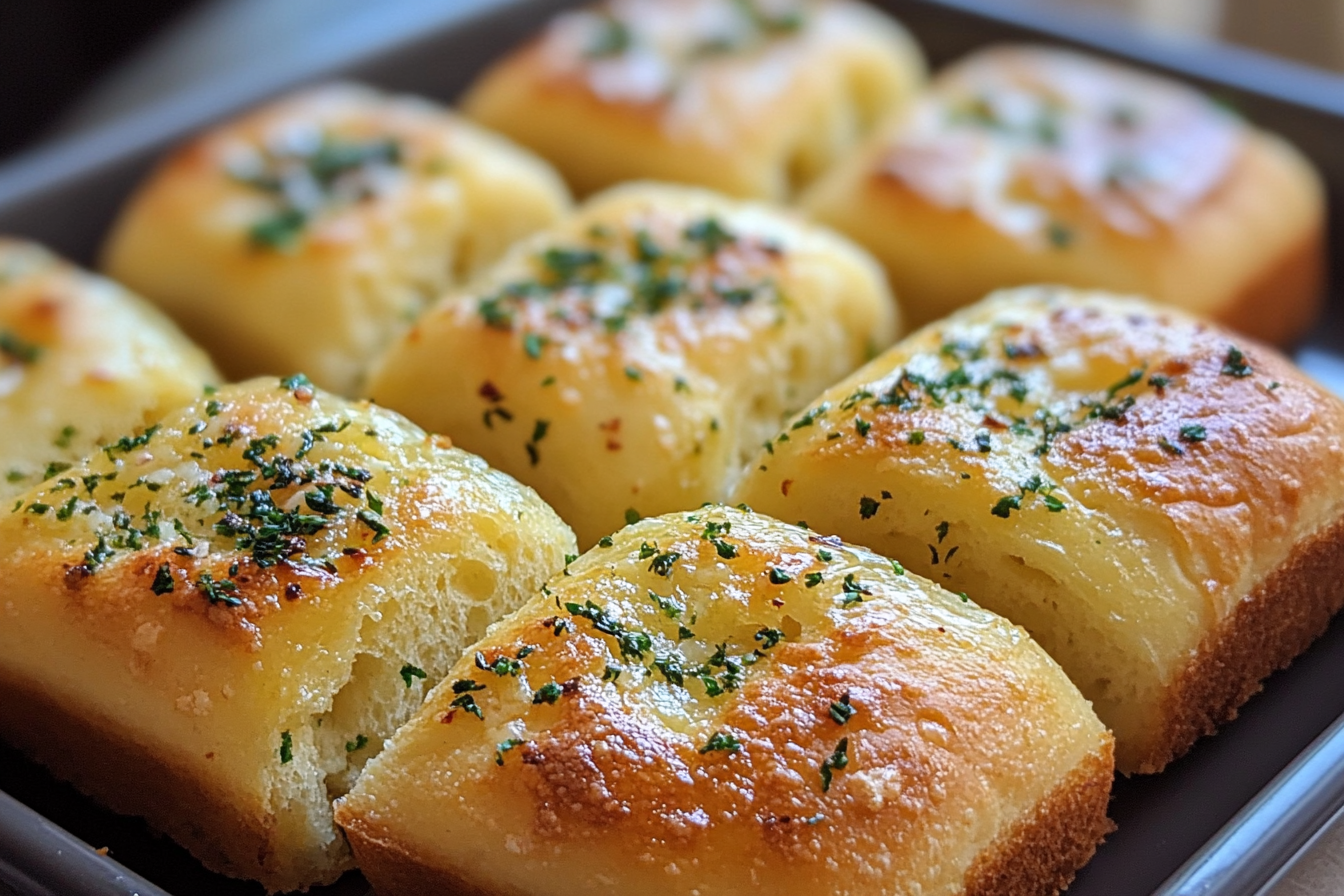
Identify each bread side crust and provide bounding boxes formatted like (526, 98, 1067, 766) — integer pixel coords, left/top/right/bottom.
(964, 739, 1115, 896)
(342, 821, 510, 896)
(1212, 224, 1324, 349)
(0, 674, 344, 889)
(1135, 510, 1344, 774)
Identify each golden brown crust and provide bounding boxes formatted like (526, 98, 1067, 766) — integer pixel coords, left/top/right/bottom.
(800, 46, 1325, 345)
(337, 507, 1112, 896)
(731, 288, 1344, 773)
(1214, 226, 1324, 350)
(461, 0, 926, 200)
(964, 744, 1115, 896)
(1139, 511, 1344, 773)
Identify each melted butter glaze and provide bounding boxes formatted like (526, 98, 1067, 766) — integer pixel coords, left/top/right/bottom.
(880, 47, 1245, 241)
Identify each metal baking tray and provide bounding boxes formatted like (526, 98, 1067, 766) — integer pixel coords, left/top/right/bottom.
(2, 1, 1344, 894)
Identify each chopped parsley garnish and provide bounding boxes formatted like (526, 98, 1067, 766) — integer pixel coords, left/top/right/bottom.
(346, 734, 369, 753)
(1222, 346, 1253, 378)
(279, 730, 293, 764)
(768, 567, 791, 585)
(699, 731, 743, 754)
(151, 563, 175, 595)
(829, 692, 856, 725)
(858, 496, 881, 520)
(820, 737, 849, 791)
(400, 664, 428, 688)
(232, 134, 403, 250)
(0, 330, 41, 365)
(565, 599, 652, 661)
(495, 737, 526, 765)
(532, 682, 564, 705)
(624, 508, 642, 526)
(648, 550, 681, 577)
(1180, 423, 1207, 443)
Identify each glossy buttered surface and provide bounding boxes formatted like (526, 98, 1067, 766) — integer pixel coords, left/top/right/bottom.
(102, 83, 571, 395)
(368, 182, 897, 546)
(733, 287, 1344, 771)
(337, 506, 1112, 896)
(0, 376, 575, 891)
(464, 0, 926, 200)
(0, 239, 219, 503)
(803, 46, 1325, 344)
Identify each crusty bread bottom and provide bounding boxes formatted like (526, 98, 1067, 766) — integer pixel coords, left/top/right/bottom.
(345, 745, 1115, 896)
(1215, 226, 1324, 349)
(1136, 511, 1344, 774)
(964, 741, 1115, 896)
(0, 674, 345, 888)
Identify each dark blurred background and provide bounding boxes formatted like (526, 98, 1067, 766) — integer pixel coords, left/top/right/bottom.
(2, 0, 1344, 166)
(0, 1, 207, 159)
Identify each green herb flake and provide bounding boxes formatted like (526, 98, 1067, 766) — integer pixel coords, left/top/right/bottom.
(346, 734, 369, 753)
(858, 496, 881, 520)
(820, 737, 849, 791)
(495, 737, 526, 765)
(829, 692, 856, 726)
(279, 730, 293, 764)
(699, 731, 743, 754)
(400, 664, 428, 688)
(1222, 346, 1253, 378)
(768, 567, 791, 585)
(151, 563, 174, 595)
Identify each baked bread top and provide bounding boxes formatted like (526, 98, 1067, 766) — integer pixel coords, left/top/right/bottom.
(0, 375, 576, 890)
(801, 45, 1324, 342)
(732, 287, 1344, 771)
(463, 0, 925, 200)
(101, 82, 571, 394)
(335, 506, 1112, 896)
(0, 239, 218, 501)
(366, 182, 897, 546)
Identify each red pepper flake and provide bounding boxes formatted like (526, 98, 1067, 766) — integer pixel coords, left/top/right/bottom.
(478, 381, 504, 403)
(781, 479, 793, 496)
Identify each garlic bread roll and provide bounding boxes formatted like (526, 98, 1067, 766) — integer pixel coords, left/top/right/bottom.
(367, 182, 897, 547)
(102, 83, 572, 395)
(336, 506, 1114, 896)
(0, 239, 218, 502)
(802, 46, 1325, 345)
(0, 376, 576, 892)
(733, 287, 1344, 773)
(462, 0, 925, 201)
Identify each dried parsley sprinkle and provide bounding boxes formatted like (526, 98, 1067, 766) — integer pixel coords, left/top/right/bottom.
(820, 737, 849, 791)
(768, 567, 792, 585)
(495, 738, 526, 765)
(53, 425, 77, 449)
(475, 651, 523, 677)
(991, 494, 1021, 518)
(648, 550, 680, 577)
(1180, 423, 1208, 443)
(1222, 346, 1253, 377)
(1148, 374, 1170, 389)
(858, 496, 881, 519)
(532, 682, 564, 705)
(585, 12, 632, 57)
(400, 664, 428, 688)
(908, 430, 925, 445)
(805, 571, 823, 588)
(891, 560, 905, 575)
(346, 734, 369, 753)
(0, 330, 41, 364)
(151, 563, 174, 595)
(855, 418, 872, 437)
(840, 574, 870, 606)
(597, 535, 614, 548)
(279, 730, 293, 764)
(829, 692, 856, 725)
(624, 508, 642, 526)
(699, 731, 743, 754)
